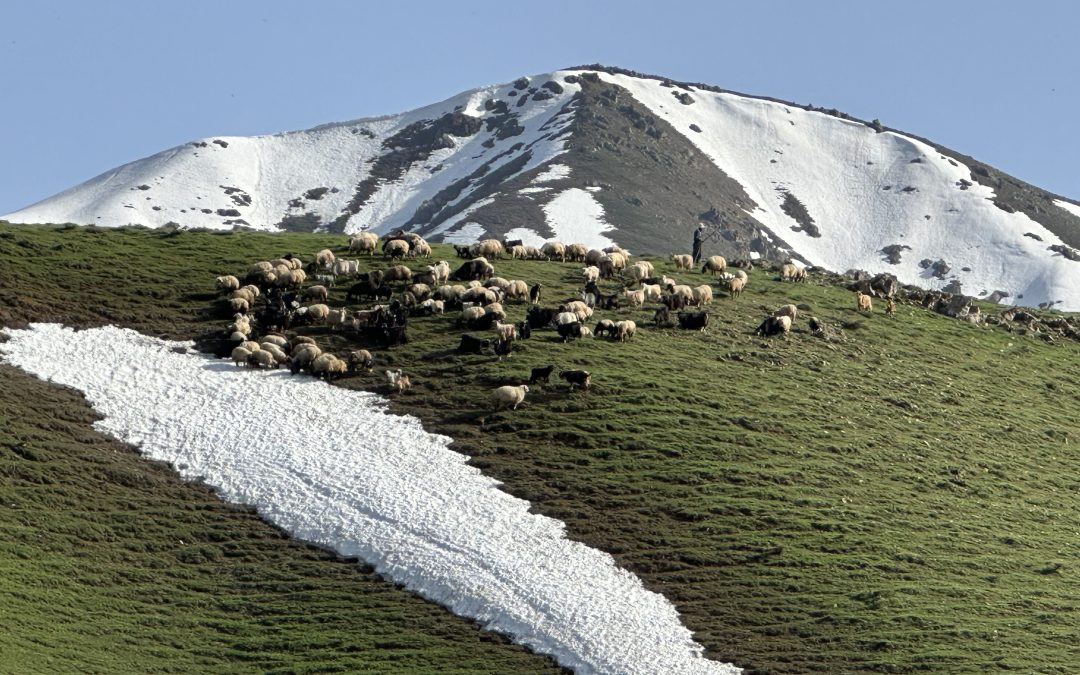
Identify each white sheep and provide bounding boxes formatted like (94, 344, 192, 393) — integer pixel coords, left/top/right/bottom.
(553, 311, 579, 326)
(494, 320, 517, 342)
(541, 240, 566, 262)
(641, 283, 663, 303)
(614, 319, 637, 342)
(302, 285, 329, 303)
(315, 249, 336, 269)
(701, 255, 727, 276)
(671, 254, 693, 271)
(492, 384, 530, 411)
(582, 266, 600, 283)
(231, 346, 252, 367)
(429, 260, 451, 285)
(508, 244, 526, 259)
(216, 275, 241, 293)
(260, 334, 288, 348)
(622, 289, 645, 307)
(304, 303, 331, 323)
(774, 304, 798, 321)
(349, 231, 379, 255)
(247, 349, 277, 370)
(691, 285, 713, 306)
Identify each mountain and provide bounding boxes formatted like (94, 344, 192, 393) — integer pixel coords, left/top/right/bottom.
(6, 65, 1080, 310)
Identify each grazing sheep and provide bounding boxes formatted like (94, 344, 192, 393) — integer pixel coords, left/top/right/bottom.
(301, 303, 331, 324)
(614, 320, 637, 342)
(229, 297, 250, 314)
(348, 231, 379, 255)
(662, 292, 689, 311)
(652, 306, 675, 328)
(386, 369, 411, 394)
(495, 320, 517, 342)
(560, 300, 593, 322)
(458, 334, 491, 354)
(382, 265, 412, 283)
(470, 239, 505, 260)
(311, 353, 347, 380)
(429, 261, 451, 285)
(781, 263, 807, 282)
(384, 239, 410, 259)
(691, 285, 713, 306)
(667, 284, 694, 304)
(524, 245, 542, 260)
(229, 331, 248, 342)
(492, 384, 530, 410)
(566, 243, 589, 262)
(302, 285, 329, 303)
(261, 334, 288, 348)
(315, 249, 336, 269)
(641, 283, 663, 303)
(774, 304, 798, 321)
(734, 269, 748, 282)
(508, 244, 526, 259)
(677, 310, 710, 332)
(541, 240, 566, 262)
(259, 343, 290, 365)
(727, 276, 746, 299)
(247, 349, 277, 370)
(529, 365, 555, 384)
(407, 283, 432, 301)
(559, 370, 591, 391)
(671, 254, 693, 271)
(417, 298, 445, 315)
(622, 289, 646, 307)
(333, 259, 360, 277)
(249, 261, 273, 275)
(857, 291, 873, 312)
(557, 321, 584, 342)
(755, 314, 792, 336)
(701, 255, 727, 276)
(582, 266, 600, 284)
(231, 346, 252, 367)
(347, 349, 374, 373)
(291, 336, 317, 347)
(411, 239, 432, 258)
(216, 275, 241, 293)
(326, 309, 351, 331)
(594, 319, 616, 338)
(553, 311, 580, 327)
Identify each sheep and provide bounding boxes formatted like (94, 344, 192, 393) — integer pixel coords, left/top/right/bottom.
(677, 311, 710, 332)
(458, 334, 491, 354)
(291, 336, 317, 347)
(348, 231, 379, 255)
(504, 279, 529, 301)
(229, 297, 250, 314)
(302, 285, 329, 303)
(727, 276, 746, 299)
(886, 298, 897, 316)
(557, 321, 584, 342)
(216, 275, 241, 293)
(566, 243, 589, 262)
(492, 384, 530, 411)
(560, 300, 593, 322)
(326, 309, 351, 331)
(407, 283, 432, 301)
(508, 244, 526, 259)
(333, 259, 360, 277)
(259, 343, 290, 365)
(701, 255, 727, 276)
(529, 283, 542, 305)
(301, 303, 331, 324)
(524, 245, 542, 260)
(667, 283, 694, 304)
(594, 319, 616, 338)
(261, 334, 288, 348)
(249, 261, 273, 276)
(386, 369, 411, 394)
(734, 269, 748, 282)
(857, 291, 873, 312)
(671, 254, 693, 271)
(541, 240, 566, 262)
(495, 320, 517, 342)
(559, 370, 591, 390)
(529, 365, 555, 384)
(228, 315, 252, 336)
(247, 349, 277, 369)
(382, 265, 413, 283)
(348, 349, 374, 373)
(383, 239, 410, 259)
(429, 261, 451, 285)
(755, 315, 792, 336)
(229, 331, 248, 342)
(614, 320, 637, 342)
(315, 249, 336, 269)
(231, 346, 252, 367)
(781, 263, 806, 282)
(417, 298, 445, 315)
(691, 285, 713, 306)
(411, 239, 432, 258)
(584, 248, 604, 266)
(289, 344, 323, 373)
(582, 266, 600, 283)
(311, 353, 347, 380)
(622, 289, 646, 307)
(553, 311, 580, 326)
(774, 304, 798, 321)
(472, 239, 505, 260)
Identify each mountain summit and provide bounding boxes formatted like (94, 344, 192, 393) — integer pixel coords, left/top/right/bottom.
(6, 66, 1080, 310)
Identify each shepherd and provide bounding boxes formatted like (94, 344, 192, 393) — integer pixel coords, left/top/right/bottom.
(692, 223, 706, 264)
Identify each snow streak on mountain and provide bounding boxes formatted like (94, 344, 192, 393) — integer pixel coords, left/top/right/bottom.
(5, 67, 1080, 310)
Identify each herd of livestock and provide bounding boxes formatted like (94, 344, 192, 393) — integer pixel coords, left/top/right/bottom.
(213, 231, 878, 410)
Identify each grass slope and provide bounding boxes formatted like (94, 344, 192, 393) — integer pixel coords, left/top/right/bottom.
(3, 223, 1080, 673)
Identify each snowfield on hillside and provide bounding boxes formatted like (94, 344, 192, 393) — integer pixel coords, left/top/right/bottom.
(596, 72, 1080, 310)
(0, 323, 739, 675)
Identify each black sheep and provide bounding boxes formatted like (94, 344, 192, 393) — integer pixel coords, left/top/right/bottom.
(557, 321, 583, 342)
(559, 369, 591, 390)
(529, 364, 555, 384)
(458, 334, 491, 354)
(517, 320, 532, 340)
(526, 306, 558, 329)
(494, 338, 513, 359)
(677, 310, 709, 331)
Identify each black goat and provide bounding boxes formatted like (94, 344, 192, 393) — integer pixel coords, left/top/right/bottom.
(529, 364, 555, 384)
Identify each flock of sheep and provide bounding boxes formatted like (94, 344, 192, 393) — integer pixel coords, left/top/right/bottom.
(211, 230, 881, 412)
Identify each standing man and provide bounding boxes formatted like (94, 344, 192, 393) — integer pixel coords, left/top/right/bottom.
(692, 223, 706, 265)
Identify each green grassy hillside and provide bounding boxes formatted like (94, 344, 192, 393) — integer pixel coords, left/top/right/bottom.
(2, 223, 1080, 673)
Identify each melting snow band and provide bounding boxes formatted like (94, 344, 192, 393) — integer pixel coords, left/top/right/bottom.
(0, 325, 738, 675)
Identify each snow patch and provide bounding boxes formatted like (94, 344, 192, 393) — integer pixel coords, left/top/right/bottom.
(502, 227, 547, 248)
(543, 188, 617, 249)
(1054, 199, 1080, 220)
(442, 221, 486, 245)
(0, 324, 738, 675)
(532, 164, 571, 184)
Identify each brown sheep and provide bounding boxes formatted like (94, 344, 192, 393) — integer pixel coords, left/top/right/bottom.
(857, 291, 873, 312)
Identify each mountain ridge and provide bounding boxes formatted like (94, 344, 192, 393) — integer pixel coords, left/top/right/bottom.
(5, 65, 1080, 310)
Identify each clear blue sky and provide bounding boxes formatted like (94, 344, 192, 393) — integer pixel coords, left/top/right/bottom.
(2, 0, 1078, 215)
